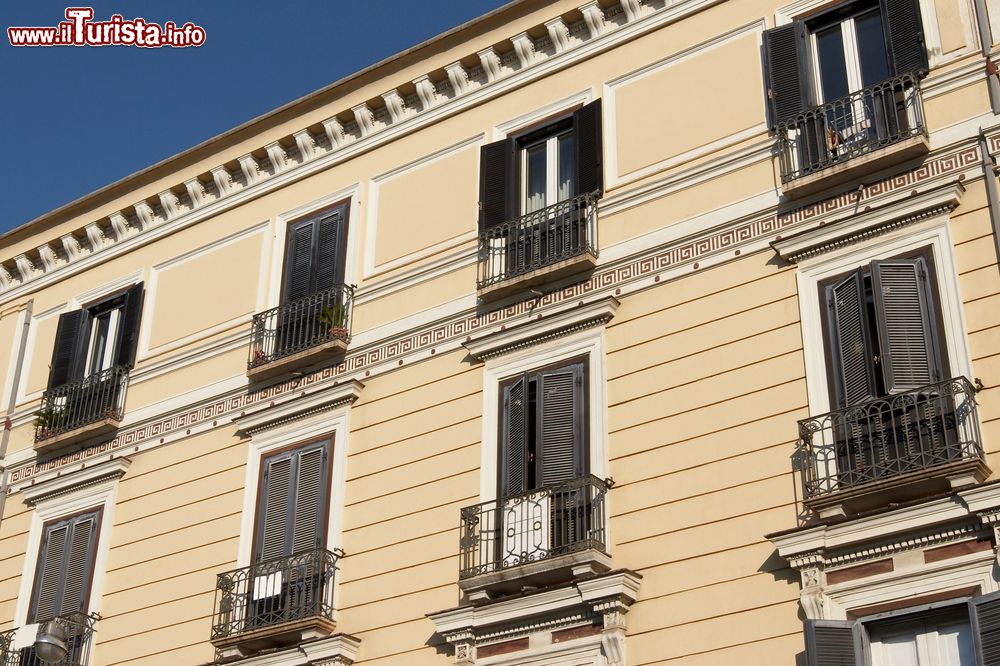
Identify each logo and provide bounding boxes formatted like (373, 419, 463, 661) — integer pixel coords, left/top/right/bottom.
(8, 7, 206, 48)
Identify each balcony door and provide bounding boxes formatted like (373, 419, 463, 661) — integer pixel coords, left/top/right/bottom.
(497, 360, 588, 568)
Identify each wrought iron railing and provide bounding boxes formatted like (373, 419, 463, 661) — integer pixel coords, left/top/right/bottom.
(477, 192, 598, 291)
(248, 284, 354, 371)
(797, 377, 984, 500)
(34, 366, 129, 444)
(459, 475, 609, 579)
(777, 72, 926, 183)
(211, 548, 341, 642)
(0, 612, 99, 666)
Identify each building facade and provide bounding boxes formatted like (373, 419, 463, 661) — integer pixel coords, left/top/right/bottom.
(0, 0, 999, 664)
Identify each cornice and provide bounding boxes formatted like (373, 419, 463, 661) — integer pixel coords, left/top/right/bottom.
(20, 457, 131, 506)
(233, 379, 364, 436)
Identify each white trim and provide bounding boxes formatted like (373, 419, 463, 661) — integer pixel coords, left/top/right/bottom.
(478, 326, 610, 504)
(12, 458, 129, 660)
(363, 135, 484, 279)
(493, 90, 594, 141)
(139, 222, 269, 359)
(69, 270, 143, 311)
(1, 305, 30, 411)
(603, 20, 768, 188)
(480, 637, 604, 666)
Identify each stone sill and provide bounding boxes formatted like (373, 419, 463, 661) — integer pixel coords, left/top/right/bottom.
(459, 549, 612, 602)
(211, 616, 337, 659)
(34, 417, 120, 457)
(477, 252, 597, 302)
(247, 337, 349, 383)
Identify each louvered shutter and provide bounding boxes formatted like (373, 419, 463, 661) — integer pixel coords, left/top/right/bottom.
(284, 221, 315, 303)
(538, 365, 586, 486)
(59, 514, 98, 615)
(47, 310, 86, 389)
(115, 283, 145, 368)
(479, 138, 515, 231)
(312, 212, 345, 293)
(257, 454, 293, 562)
(829, 271, 878, 408)
(291, 444, 328, 554)
(501, 377, 528, 497)
(30, 511, 100, 623)
(804, 619, 864, 666)
(871, 258, 940, 393)
(573, 100, 603, 198)
(31, 523, 68, 622)
(880, 0, 929, 76)
(762, 22, 813, 128)
(971, 591, 1000, 665)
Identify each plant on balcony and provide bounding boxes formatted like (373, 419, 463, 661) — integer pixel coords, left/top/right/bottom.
(33, 405, 67, 439)
(318, 303, 347, 340)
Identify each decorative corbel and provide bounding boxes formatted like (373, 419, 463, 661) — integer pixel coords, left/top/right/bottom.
(13, 255, 37, 282)
(265, 142, 289, 174)
(511, 32, 536, 68)
(580, 2, 606, 38)
(592, 599, 629, 666)
(443, 629, 475, 666)
(413, 75, 438, 110)
(976, 509, 1000, 560)
(445, 62, 470, 96)
(185, 178, 207, 208)
(620, 0, 643, 21)
(787, 549, 828, 620)
(477, 47, 503, 83)
(544, 18, 571, 53)
(351, 104, 376, 138)
(108, 212, 132, 239)
(382, 90, 407, 124)
(85, 223, 110, 251)
(36, 244, 59, 271)
(294, 130, 316, 161)
(211, 166, 234, 197)
(239, 154, 262, 186)
(61, 234, 85, 261)
(133, 201, 156, 230)
(0, 264, 13, 290)
(323, 117, 346, 149)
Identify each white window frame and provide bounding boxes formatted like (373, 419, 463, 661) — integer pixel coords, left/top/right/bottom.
(519, 127, 575, 214)
(12, 459, 128, 660)
(867, 605, 975, 666)
(808, 6, 881, 102)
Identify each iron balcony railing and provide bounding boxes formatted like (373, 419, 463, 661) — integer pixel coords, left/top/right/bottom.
(248, 284, 355, 371)
(797, 377, 984, 500)
(34, 366, 129, 444)
(211, 548, 342, 642)
(459, 475, 609, 579)
(0, 612, 99, 666)
(477, 192, 598, 291)
(777, 72, 926, 183)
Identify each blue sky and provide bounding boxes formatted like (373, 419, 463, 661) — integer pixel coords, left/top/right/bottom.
(0, 0, 509, 232)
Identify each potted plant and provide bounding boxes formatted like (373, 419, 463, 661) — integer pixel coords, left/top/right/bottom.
(318, 303, 348, 340)
(33, 406, 65, 439)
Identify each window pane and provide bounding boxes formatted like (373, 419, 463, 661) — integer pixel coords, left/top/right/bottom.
(856, 10, 891, 86)
(524, 143, 547, 214)
(816, 25, 850, 102)
(934, 622, 975, 666)
(89, 312, 111, 375)
(557, 133, 575, 202)
(874, 632, 920, 666)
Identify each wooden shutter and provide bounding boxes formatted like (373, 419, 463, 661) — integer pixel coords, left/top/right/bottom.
(291, 444, 328, 554)
(762, 22, 813, 128)
(501, 377, 528, 497)
(804, 619, 864, 666)
(479, 138, 515, 231)
(871, 257, 940, 393)
(257, 454, 293, 562)
(283, 220, 316, 303)
(971, 591, 1000, 665)
(256, 441, 330, 562)
(47, 310, 86, 389)
(573, 100, 603, 198)
(115, 283, 145, 368)
(829, 271, 878, 408)
(312, 211, 346, 293)
(30, 511, 100, 623)
(537, 365, 586, 486)
(880, 0, 929, 76)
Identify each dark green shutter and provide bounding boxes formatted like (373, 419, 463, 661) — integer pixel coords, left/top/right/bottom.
(804, 619, 863, 666)
(256, 441, 329, 562)
(479, 138, 515, 231)
(30, 511, 99, 623)
(537, 365, 586, 486)
(501, 377, 528, 497)
(48, 310, 86, 389)
(283, 220, 315, 303)
(871, 257, 940, 393)
(971, 591, 1000, 665)
(880, 0, 929, 76)
(573, 100, 603, 198)
(115, 282, 145, 368)
(762, 22, 813, 128)
(829, 271, 878, 408)
(312, 212, 346, 293)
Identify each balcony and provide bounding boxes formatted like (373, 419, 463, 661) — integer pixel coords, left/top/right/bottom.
(777, 73, 929, 199)
(247, 284, 354, 382)
(0, 612, 99, 666)
(211, 548, 341, 658)
(797, 377, 989, 518)
(34, 366, 128, 456)
(459, 475, 611, 601)
(477, 193, 598, 302)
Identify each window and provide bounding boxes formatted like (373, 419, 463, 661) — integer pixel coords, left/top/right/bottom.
(520, 123, 576, 215)
(811, 4, 892, 105)
(281, 204, 348, 305)
(28, 510, 101, 623)
(804, 595, 1000, 666)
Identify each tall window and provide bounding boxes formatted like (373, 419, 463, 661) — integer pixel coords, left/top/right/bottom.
(282, 203, 348, 304)
(28, 510, 101, 623)
(520, 124, 576, 215)
(811, 5, 891, 103)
